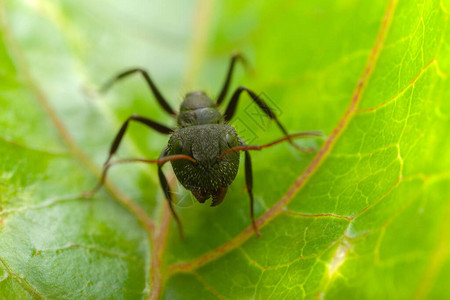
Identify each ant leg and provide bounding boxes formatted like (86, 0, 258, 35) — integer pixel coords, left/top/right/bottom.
(86, 115, 172, 197)
(224, 86, 307, 151)
(158, 147, 185, 239)
(89, 155, 195, 195)
(216, 53, 247, 106)
(86, 151, 193, 240)
(101, 68, 176, 116)
(103, 114, 173, 167)
(244, 151, 260, 236)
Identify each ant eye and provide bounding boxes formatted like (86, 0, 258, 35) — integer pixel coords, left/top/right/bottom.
(173, 139, 183, 153)
(225, 133, 236, 147)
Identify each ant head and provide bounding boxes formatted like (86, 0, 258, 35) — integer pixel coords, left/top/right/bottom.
(167, 124, 242, 205)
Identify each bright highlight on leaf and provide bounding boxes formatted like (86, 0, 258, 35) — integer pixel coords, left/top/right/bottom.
(1, 0, 449, 299)
(327, 240, 350, 279)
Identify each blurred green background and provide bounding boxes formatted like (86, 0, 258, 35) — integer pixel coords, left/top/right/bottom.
(1, 0, 449, 299)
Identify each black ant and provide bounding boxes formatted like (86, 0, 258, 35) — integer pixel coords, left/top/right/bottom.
(90, 53, 321, 239)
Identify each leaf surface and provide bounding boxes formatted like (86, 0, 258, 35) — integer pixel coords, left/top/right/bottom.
(0, 0, 449, 299)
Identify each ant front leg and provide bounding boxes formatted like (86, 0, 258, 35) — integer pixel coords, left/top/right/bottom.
(224, 86, 310, 152)
(244, 151, 261, 236)
(158, 147, 185, 239)
(102, 68, 177, 117)
(216, 53, 247, 106)
(218, 131, 324, 235)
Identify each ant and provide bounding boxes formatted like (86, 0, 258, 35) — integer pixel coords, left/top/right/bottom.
(90, 53, 322, 239)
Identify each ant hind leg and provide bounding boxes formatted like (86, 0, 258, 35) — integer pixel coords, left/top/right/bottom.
(102, 68, 177, 116)
(216, 53, 248, 106)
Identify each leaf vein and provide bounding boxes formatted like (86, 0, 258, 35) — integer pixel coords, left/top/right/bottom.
(0, 256, 42, 299)
(165, 0, 399, 275)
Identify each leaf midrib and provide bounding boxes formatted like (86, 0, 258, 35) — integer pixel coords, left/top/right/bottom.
(164, 0, 399, 278)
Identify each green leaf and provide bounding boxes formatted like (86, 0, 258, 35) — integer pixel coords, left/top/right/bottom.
(1, 0, 449, 299)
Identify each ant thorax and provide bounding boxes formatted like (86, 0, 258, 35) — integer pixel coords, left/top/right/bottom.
(177, 91, 223, 127)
